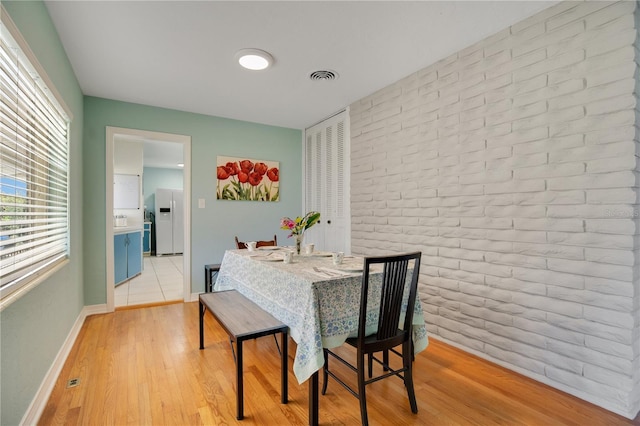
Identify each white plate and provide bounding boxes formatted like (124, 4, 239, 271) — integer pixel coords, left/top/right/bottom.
(256, 257, 283, 262)
(258, 246, 281, 251)
(250, 254, 280, 260)
(308, 251, 332, 257)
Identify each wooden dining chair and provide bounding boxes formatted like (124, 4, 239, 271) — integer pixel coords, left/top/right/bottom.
(321, 251, 422, 426)
(235, 235, 278, 249)
(231, 234, 282, 354)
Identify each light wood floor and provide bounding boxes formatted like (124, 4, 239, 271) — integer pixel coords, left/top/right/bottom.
(39, 302, 639, 425)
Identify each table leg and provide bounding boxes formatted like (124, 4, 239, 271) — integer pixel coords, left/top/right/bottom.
(199, 301, 205, 350)
(281, 331, 288, 404)
(309, 371, 319, 426)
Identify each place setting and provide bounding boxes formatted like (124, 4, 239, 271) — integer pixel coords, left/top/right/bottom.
(300, 243, 332, 258)
(243, 240, 288, 261)
(249, 248, 297, 264)
(252, 255, 284, 262)
(308, 251, 363, 278)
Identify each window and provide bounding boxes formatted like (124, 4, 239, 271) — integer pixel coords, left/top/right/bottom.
(0, 11, 70, 302)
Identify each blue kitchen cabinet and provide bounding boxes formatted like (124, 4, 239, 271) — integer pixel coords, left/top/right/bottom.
(143, 222, 151, 255)
(114, 230, 142, 285)
(127, 231, 142, 277)
(114, 233, 128, 284)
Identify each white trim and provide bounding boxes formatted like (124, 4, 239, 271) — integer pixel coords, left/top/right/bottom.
(0, 259, 69, 312)
(304, 108, 346, 131)
(105, 127, 191, 312)
(0, 4, 72, 120)
(182, 142, 192, 301)
(301, 131, 307, 216)
(19, 304, 107, 425)
(83, 304, 108, 316)
(106, 128, 115, 311)
(343, 106, 352, 255)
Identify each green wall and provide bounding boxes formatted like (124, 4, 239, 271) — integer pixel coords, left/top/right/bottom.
(83, 97, 303, 304)
(1, 2, 85, 425)
(1, 2, 302, 422)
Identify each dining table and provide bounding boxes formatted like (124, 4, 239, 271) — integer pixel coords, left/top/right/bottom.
(214, 248, 429, 425)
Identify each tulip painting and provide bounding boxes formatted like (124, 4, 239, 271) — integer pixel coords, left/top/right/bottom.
(216, 156, 280, 201)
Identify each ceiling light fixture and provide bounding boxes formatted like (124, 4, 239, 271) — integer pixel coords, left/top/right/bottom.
(235, 48, 274, 71)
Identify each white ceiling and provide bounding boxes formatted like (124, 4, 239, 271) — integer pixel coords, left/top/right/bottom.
(142, 140, 184, 169)
(45, 1, 557, 132)
(113, 135, 184, 169)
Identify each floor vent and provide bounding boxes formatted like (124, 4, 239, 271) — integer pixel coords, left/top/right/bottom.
(67, 378, 80, 388)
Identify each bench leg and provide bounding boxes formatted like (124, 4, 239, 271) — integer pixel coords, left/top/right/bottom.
(199, 301, 205, 350)
(281, 331, 288, 404)
(237, 340, 244, 420)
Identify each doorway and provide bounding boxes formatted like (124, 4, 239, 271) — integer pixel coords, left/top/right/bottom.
(105, 127, 191, 312)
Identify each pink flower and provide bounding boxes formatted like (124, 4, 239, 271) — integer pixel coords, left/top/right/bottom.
(280, 218, 295, 230)
(279, 212, 320, 238)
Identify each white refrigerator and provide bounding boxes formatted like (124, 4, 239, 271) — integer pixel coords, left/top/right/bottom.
(155, 188, 184, 255)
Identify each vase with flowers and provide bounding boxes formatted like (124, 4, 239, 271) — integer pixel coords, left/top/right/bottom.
(280, 211, 321, 255)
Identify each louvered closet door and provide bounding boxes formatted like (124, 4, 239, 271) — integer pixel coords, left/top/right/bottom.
(304, 110, 350, 253)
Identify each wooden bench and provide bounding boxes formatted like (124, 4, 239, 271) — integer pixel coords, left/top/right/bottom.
(199, 290, 288, 420)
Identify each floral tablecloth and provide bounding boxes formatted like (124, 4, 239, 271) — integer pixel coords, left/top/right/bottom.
(215, 249, 428, 384)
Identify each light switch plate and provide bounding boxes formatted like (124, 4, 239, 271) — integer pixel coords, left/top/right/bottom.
(198, 198, 205, 208)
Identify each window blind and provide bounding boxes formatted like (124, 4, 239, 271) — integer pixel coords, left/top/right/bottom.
(0, 17, 70, 298)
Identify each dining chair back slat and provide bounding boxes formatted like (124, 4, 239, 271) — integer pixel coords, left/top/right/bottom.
(376, 259, 409, 340)
(235, 235, 278, 249)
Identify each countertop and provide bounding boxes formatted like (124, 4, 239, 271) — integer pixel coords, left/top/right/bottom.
(113, 226, 143, 235)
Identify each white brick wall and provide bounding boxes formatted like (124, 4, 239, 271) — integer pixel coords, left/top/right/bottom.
(350, 0, 640, 419)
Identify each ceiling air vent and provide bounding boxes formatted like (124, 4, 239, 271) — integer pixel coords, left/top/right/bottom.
(309, 70, 339, 81)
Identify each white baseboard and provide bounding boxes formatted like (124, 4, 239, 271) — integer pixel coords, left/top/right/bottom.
(20, 304, 108, 425)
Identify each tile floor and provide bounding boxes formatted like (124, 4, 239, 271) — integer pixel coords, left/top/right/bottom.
(115, 255, 184, 307)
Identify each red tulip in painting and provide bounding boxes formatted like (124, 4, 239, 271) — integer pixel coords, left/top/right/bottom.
(216, 156, 279, 201)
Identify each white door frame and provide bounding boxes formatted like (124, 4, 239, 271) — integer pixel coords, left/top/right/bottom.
(105, 126, 191, 312)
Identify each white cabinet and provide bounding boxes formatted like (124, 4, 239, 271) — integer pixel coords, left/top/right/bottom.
(304, 110, 350, 253)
